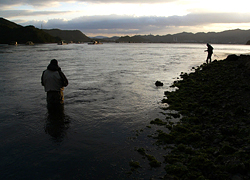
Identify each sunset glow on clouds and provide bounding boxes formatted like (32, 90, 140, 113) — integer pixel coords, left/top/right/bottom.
(1, 0, 250, 37)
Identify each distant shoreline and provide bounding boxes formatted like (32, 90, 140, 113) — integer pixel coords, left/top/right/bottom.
(2, 42, 250, 45)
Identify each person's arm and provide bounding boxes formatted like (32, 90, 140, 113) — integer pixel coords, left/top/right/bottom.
(41, 71, 45, 86)
(58, 70, 68, 87)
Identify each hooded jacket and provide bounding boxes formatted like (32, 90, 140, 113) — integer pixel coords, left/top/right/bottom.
(41, 60, 68, 92)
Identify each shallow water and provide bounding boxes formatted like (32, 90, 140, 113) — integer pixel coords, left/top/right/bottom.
(0, 43, 249, 179)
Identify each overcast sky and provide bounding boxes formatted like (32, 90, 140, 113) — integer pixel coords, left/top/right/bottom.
(1, 0, 250, 37)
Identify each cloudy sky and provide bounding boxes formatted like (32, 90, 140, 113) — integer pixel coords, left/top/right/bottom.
(1, 0, 250, 37)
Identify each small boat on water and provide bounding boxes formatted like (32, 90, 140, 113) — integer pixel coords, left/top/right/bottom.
(26, 41, 34, 45)
(8, 41, 18, 45)
(88, 40, 103, 45)
(57, 40, 67, 45)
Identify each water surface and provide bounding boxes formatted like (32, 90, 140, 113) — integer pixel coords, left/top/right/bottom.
(0, 43, 249, 179)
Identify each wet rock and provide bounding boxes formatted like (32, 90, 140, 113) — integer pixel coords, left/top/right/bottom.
(226, 54, 238, 61)
(155, 81, 163, 86)
(143, 55, 250, 179)
(231, 175, 242, 180)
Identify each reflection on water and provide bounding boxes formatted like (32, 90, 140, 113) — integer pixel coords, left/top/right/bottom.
(45, 104, 70, 142)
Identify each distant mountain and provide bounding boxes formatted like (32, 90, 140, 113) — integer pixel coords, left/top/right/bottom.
(0, 17, 22, 29)
(43, 29, 91, 43)
(103, 36, 121, 41)
(0, 18, 91, 44)
(91, 36, 120, 42)
(116, 29, 250, 44)
(91, 36, 109, 39)
(117, 35, 149, 43)
(2, 17, 250, 45)
(0, 18, 61, 44)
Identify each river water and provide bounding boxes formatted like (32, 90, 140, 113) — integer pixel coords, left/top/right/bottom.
(0, 43, 249, 179)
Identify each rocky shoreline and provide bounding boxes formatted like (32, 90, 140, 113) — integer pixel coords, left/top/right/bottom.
(148, 55, 250, 179)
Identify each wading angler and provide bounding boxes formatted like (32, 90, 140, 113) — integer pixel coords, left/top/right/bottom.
(41, 59, 68, 106)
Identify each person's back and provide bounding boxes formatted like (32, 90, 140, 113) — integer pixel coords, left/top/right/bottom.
(207, 44, 213, 54)
(41, 59, 68, 105)
(42, 70, 64, 92)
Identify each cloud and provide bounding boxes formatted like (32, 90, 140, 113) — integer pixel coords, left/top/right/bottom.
(2, 0, 249, 36)
(0, 10, 71, 18)
(0, 0, 59, 8)
(0, 0, 177, 7)
(21, 13, 250, 35)
(180, 13, 250, 25)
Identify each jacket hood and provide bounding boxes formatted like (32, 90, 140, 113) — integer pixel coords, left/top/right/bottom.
(47, 59, 61, 71)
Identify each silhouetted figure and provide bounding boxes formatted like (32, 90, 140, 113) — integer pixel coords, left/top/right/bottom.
(205, 43, 213, 63)
(41, 59, 68, 106)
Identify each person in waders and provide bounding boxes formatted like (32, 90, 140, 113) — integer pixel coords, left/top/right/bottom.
(41, 59, 68, 107)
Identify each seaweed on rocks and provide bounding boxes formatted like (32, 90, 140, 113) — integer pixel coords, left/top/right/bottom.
(146, 55, 250, 179)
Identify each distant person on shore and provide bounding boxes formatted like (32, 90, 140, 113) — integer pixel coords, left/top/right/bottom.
(41, 59, 68, 106)
(205, 43, 213, 63)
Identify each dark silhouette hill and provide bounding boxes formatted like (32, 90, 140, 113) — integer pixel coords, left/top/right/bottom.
(0, 17, 22, 29)
(43, 29, 91, 43)
(117, 35, 149, 43)
(117, 29, 250, 44)
(1, 17, 250, 44)
(0, 18, 61, 44)
(0, 18, 91, 44)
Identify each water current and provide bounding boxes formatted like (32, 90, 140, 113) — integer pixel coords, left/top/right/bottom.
(0, 43, 249, 179)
